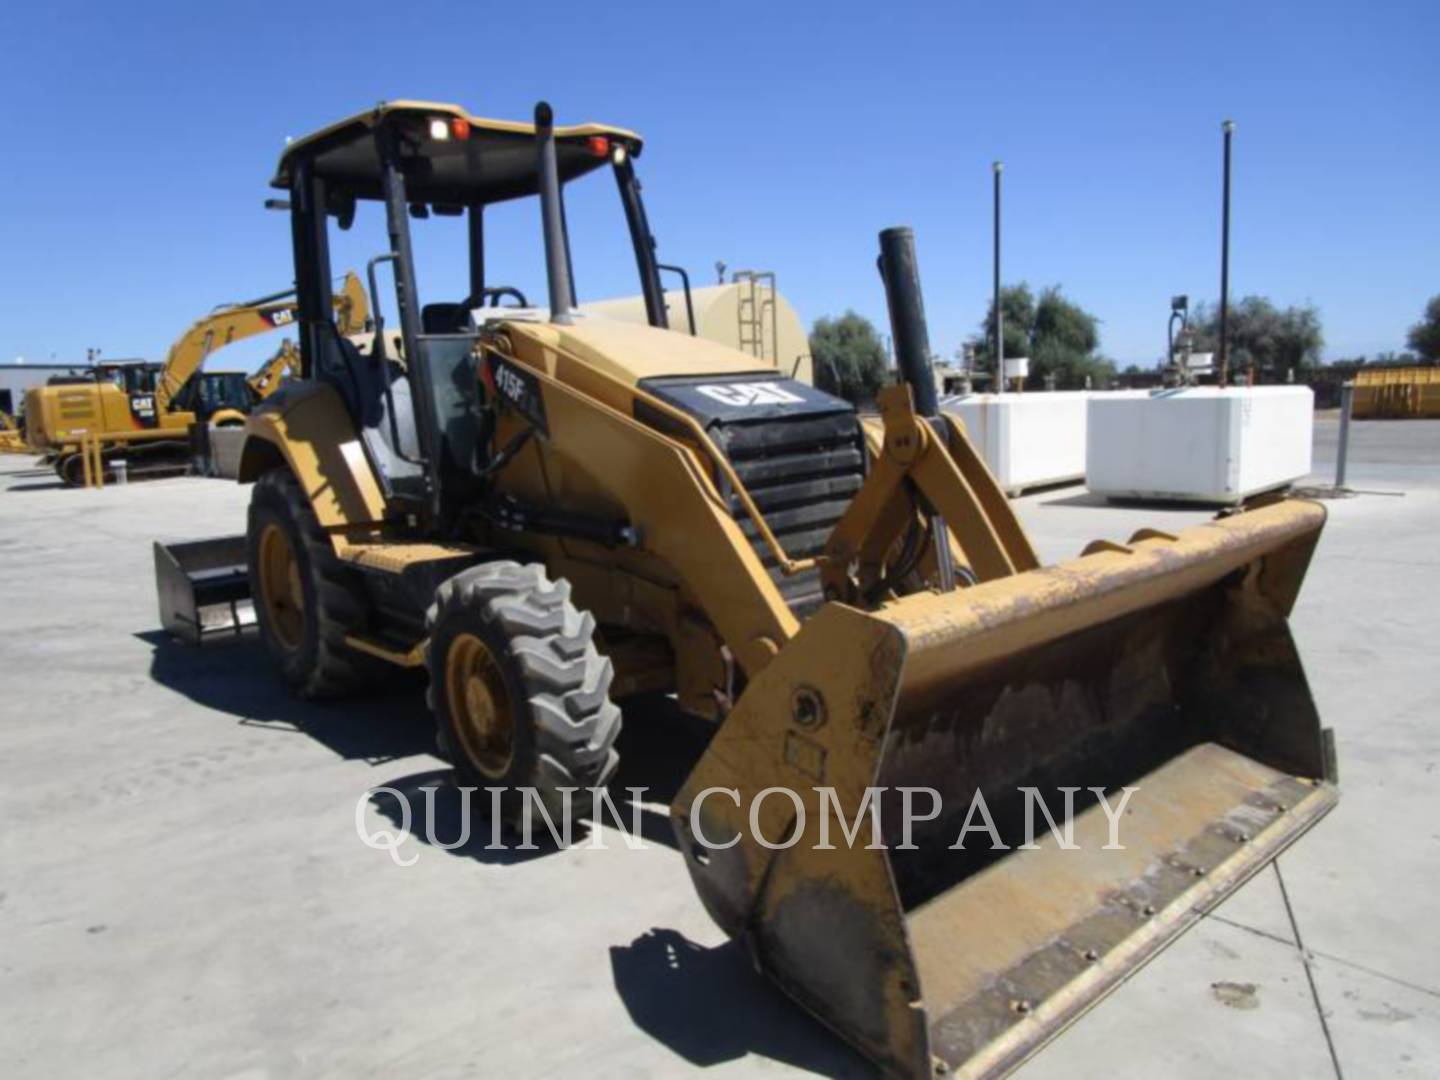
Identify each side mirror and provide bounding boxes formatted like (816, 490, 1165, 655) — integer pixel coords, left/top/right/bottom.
(330, 192, 357, 230)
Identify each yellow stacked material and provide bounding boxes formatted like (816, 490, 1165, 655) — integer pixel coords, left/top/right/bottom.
(1351, 366, 1440, 418)
(0, 411, 27, 453)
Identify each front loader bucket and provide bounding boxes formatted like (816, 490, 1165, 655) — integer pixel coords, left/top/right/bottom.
(672, 499, 1336, 1078)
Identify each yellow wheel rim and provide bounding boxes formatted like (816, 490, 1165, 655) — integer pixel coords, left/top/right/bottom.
(257, 522, 306, 652)
(445, 632, 515, 780)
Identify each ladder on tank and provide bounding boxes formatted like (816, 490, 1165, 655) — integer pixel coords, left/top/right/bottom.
(732, 270, 778, 365)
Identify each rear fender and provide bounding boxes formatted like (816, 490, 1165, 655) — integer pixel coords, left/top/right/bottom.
(237, 381, 386, 530)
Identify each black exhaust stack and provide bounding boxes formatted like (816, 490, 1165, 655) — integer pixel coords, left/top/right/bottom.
(877, 226, 956, 589)
(534, 102, 575, 325)
(877, 226, 939, 418)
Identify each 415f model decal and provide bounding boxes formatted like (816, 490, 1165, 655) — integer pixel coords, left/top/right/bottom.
(487, 354, 549, 435)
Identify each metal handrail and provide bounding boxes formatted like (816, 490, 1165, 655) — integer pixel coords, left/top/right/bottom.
(657, 263, 697, 335)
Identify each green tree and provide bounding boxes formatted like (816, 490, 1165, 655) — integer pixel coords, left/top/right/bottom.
(1190, 296, 1324, 376)
(1374, 350, 1417, 365)
(810, 311, 890, 406)
(972, 283, 1113, 388)
(1406, 295, 1440, 361)
(970, 284, 1035, 371)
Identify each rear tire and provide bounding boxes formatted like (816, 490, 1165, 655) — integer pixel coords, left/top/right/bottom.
(56, 453, 82, 487)
(247, 468, 375, 698)
(426, 561, 622, 826)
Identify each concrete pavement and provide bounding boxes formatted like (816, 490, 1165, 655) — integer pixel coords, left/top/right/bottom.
(1, 417, 1436, 1078)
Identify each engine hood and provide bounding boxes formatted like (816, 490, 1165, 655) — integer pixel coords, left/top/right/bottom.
(501, 315, 772, 388)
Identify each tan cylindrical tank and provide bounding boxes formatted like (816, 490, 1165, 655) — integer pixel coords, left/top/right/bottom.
(583, 283, 812, 384)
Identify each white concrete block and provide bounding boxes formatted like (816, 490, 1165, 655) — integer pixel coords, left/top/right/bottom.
(1086, 386, 1313, 504)
(943, 391, 1091, 495)
(208, 426, 247, 479)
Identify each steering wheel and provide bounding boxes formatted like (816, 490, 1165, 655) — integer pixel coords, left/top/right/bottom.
(459, 286, 530, 312)
(439, 287, 531, 332)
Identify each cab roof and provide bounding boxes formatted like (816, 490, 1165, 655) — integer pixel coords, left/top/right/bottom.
(272, 100, 643, 206)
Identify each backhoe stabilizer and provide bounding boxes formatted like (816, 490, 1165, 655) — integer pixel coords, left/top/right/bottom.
(671, 497, 1335, 1079)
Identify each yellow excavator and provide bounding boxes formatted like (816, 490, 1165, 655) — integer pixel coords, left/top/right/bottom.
(24, 275, 367, 484)
(155, 101, 1336, 1077)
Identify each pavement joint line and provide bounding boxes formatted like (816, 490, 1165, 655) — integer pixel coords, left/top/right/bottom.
(1310, 555, 1437, 568)
(1204, 912, 1296, 949)
(1205, 913, 1440, 1001)
(1274, 860, 1345, 1080)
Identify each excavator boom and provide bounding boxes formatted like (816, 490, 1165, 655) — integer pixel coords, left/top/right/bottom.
(23, 273, 367, 484)
(156, 272, 368, 413)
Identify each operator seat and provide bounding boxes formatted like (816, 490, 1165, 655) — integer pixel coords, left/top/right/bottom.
(421, 303, 466, 334)
(330, 332, 425, 499)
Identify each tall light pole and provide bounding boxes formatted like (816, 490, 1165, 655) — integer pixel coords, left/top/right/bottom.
(1218, 120, 1234, 388)
(993, 160, 1004, 395)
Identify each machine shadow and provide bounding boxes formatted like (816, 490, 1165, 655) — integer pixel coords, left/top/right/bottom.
(607, 694, 716, 850)
(139, 629, 711, 855)
(364, 768, 552, 867)
(1038, 490, 1113, 509)
(136, 629, 433, 764)
(368, 693, 713, 860)
(610, 928, 871, 1077)
(141, 625, 832, 1062)
(1043, 489, 1231, 511)
(609, 692, 715, 806)
(7, 479, 67, 492)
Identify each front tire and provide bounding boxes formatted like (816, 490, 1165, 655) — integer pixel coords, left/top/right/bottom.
(247, 468, 374, 698)
(426, 561, 622, 825)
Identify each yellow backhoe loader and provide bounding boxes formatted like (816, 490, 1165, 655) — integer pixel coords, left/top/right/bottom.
(24, 275, 367, 484)
(155, 101, 1336, 1077)
(247, 340, 303, 401)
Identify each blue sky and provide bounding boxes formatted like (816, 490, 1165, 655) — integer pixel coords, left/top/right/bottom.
(1, 0, 1434, 371)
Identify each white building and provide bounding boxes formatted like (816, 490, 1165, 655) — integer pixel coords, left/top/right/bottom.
(0, 362, 102, 417)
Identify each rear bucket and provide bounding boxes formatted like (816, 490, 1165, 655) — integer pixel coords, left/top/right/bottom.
(672, 499, 1335, 1078)
(154, 536, 254, 644)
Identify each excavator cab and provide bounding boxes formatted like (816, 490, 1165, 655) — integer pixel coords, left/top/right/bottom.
(110, 362, 162, 396)
(161, 98, 1337, 1078)
(172, 371, 257, 425)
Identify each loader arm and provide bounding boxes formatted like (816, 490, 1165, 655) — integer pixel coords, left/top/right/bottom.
(823, 384, 1039, 597)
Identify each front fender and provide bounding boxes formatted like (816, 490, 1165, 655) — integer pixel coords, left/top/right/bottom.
(237, 381, 386, 530)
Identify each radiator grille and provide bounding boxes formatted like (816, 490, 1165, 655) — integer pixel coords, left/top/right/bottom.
(722, 424, 865, 616)
(637, 374, 865, 619)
